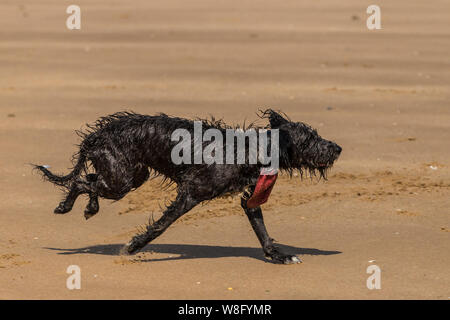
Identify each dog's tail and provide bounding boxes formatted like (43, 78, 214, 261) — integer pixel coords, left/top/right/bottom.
(33, 153, 87, 188)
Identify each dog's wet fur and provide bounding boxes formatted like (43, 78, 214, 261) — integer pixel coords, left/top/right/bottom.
(34, 109, 341, 264)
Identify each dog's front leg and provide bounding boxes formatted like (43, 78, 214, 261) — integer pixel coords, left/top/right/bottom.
(241, 196, 301, 264)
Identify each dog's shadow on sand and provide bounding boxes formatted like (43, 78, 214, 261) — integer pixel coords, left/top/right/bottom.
(45, 243, 341, 263)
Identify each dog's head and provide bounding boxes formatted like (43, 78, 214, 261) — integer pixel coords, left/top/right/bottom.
(261, 109, 342, 178)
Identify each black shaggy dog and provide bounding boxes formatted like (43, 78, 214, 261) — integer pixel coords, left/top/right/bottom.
(34, 109, 341, 264)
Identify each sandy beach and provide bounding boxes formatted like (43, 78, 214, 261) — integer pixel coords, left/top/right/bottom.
(0, 0, 449, 299)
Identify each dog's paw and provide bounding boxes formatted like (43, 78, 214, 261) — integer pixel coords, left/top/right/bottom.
(119, 242, 134, 255)
(120, 241, 142, 256)
(84, 198, 99, 220)
(265, 252, 302, 265)
(283, 255, 302, 264)
(84, 211, 96, 220)
(84, 206, 99, 220)
(54, 203, 71, 214)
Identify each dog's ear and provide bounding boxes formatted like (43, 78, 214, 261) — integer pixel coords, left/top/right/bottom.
(259, 109, 290, 128)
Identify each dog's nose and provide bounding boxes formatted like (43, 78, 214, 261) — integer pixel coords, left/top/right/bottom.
(334, 144, 342, 154)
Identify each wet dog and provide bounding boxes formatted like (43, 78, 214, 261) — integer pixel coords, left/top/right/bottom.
(34, 109, 341, 264)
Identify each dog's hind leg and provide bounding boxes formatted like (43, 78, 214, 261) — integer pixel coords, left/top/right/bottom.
(84, 193, 99, 220)
(54, 174, 97, 215)
(54, 182, 84, 214)
(122, 191, 200, 255)
(83, 174, 99, 220)
(241, 191, 301, 264)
